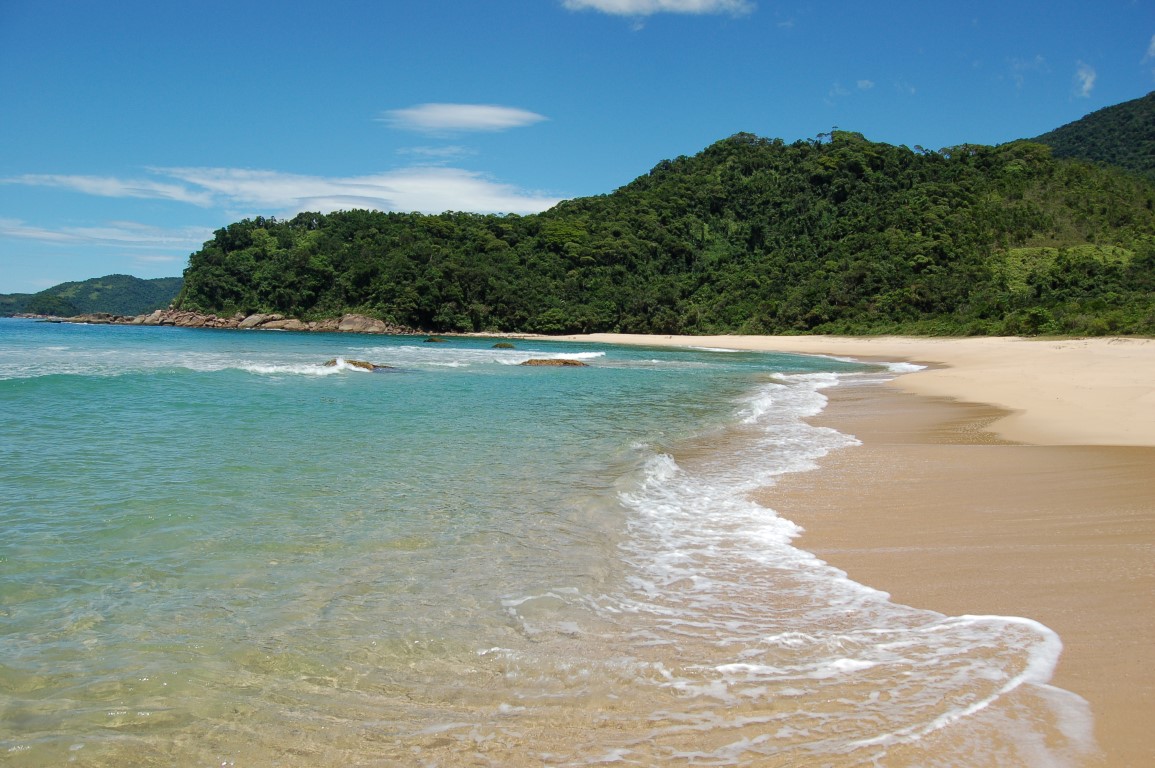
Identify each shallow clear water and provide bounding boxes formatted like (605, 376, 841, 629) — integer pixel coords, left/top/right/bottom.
(0, 319, 1095, 766)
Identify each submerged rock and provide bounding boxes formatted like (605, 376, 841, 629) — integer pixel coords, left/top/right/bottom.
(424, 336, 448, 343)
(519, 358, 588, 367)
(492, 342, 516, 349)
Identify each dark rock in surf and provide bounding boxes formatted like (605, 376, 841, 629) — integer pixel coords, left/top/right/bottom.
(519, 358, 588, 367)
(322, 358, 393, 371)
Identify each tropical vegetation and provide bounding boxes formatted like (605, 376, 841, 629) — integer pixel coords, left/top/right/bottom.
(1032, 90, 1155, 181)
(175, 130, 1155, 336)
(1, 274, 183, 317)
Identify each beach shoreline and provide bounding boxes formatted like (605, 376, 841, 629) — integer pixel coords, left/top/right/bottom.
(545, 333, 1155, 766)
(543, 334, 1155, 447)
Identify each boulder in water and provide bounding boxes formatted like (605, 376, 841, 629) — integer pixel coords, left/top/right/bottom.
(519, 358, 588, 367)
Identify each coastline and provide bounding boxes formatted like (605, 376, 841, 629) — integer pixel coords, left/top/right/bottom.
(546, 333, 1155, 766)
(546, 334, 1155, 447)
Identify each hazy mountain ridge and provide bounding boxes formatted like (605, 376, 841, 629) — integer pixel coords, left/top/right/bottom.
(1, 275, 183, 317)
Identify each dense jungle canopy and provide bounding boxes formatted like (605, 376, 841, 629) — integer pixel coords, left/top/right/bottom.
(1032, 90, 1155, 182)
(175, 126, 1155, 336)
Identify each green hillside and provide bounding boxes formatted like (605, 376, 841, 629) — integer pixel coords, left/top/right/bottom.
(1, 275, 183, 317)
(177, 131, 1155, 336)
(1031, 91, 1155, 181)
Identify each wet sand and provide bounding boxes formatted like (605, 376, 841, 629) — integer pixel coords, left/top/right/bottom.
(765, 384, 1155, 767)
(544, 334, 1155, 766)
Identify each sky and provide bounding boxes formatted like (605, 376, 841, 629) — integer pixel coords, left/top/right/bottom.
(1, 0, 1153, 294)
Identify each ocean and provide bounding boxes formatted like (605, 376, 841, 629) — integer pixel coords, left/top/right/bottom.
(0, 318, 1094, 766)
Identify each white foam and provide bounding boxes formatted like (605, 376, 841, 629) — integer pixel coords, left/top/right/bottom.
(550, 368, 1094, 764)
(886, 361, 927, 374)
(242, 360, 361, 376)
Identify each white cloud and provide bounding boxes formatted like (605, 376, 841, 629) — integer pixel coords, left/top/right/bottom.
(857, 80, 875, 90)
(1147, 34, 1155, 61)
(154, 166, 560, 215)
(133, 254, 183, 263)
(380, 103, 547, 134)
(562, 0, 754, 16)
(0, 218, 212, 250)
(1074, 61, 1096, 97)
(3, 174, 213, 205)
(4, 165, 561, 218)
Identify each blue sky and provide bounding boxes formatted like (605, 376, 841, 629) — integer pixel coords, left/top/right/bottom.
(1, 0, 1152, 294)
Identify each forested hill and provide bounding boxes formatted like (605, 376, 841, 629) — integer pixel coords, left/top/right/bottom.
(177, 131, 1155, 336)
(1031, 91, 1155, 181)
(1, 274, 183, 317)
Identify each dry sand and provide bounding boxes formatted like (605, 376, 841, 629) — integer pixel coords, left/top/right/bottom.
(548, 334, 1155, 767)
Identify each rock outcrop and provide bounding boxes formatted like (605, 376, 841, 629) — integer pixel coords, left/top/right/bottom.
(337, 314, 394, 334)
(322, 358, 394, 371)
(519, 358, 588, 367)
(57, 309, 419, 336)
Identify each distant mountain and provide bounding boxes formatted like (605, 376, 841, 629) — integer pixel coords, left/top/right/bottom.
(0, 274, 183, 317)
(1030, 91, 1155, 180)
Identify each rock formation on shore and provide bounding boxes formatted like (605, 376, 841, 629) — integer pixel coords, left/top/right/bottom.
(38, 310, 418, 335)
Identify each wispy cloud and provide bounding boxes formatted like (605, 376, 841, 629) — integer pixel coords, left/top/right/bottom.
(397, 145, 475, 161)
(133, 254, 184, 264)
(161, 166, 560, 215)
(0, 218, 211, 250)
(825, 79, 877, 106)
(4, 166, 561, 218)
(2, 174, 214, 206)
(379, 103, 548, 134)
(826, 82, 850, 104)
(562, 0, 754, 16)
(1008, 54, 1048, 89)
(1074, 60, 1096, 97)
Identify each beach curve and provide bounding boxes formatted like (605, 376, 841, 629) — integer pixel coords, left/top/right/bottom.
(542, 334, 1155, 448)
(543, 333, 1155, 767)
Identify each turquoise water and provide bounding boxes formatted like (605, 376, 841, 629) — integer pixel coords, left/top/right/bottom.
(0, 319, 1094, 766)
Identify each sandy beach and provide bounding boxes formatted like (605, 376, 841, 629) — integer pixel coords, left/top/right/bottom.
(549, 334, 1155, 767)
